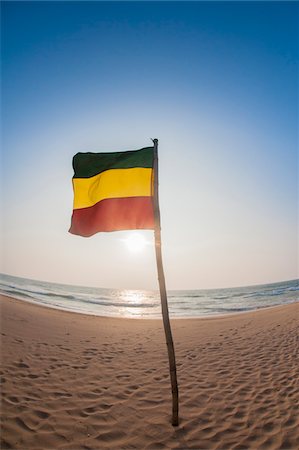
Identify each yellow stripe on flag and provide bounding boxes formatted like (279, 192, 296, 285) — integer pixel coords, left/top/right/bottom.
(72, 167, 153, 210)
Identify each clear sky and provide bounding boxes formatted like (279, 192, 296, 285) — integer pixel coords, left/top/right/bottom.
(1, 1, 298, 290)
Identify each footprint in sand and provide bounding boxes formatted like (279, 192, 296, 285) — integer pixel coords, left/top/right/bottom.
(6, 395, 19, 404)
(15, 361, 29, 369)
(34, 410, 50, 419)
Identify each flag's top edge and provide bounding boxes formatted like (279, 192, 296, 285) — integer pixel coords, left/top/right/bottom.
(74, 146, 153, 157)
(72, 146, 154, 179)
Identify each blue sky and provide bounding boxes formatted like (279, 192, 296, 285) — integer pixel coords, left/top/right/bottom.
(1, 1, 298, 290)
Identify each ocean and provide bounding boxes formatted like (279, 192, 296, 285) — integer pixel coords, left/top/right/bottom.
(0, 273, 298, 319)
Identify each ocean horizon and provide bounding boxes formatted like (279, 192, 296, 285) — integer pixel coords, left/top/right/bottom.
(0, 273, 298, 319)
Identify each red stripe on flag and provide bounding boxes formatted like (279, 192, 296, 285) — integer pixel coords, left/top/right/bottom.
(69, 197, 155, 237)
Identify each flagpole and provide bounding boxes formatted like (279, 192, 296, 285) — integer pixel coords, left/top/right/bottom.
(152, 138, 179, 427)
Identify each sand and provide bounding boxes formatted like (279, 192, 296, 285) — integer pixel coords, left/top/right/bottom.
(0, 295, 298, 450)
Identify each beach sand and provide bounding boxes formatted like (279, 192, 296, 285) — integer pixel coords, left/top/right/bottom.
(0, 295, 298, 450)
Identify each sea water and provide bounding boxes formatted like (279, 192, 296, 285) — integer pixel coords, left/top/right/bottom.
(0, 274, 297, 319)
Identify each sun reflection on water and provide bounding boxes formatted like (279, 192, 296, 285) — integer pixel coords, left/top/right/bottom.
(119, 290, 158, 318)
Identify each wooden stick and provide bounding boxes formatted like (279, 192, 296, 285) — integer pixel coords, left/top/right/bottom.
(152, 138, 179, 427)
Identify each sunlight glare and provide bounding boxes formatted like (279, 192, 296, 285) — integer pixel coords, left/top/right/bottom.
(125, 233, 147, 253)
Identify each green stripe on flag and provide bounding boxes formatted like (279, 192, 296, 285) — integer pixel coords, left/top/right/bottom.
(73, 147, 154, 179)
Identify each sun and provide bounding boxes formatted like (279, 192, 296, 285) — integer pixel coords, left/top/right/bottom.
(125, 233, 147, 253)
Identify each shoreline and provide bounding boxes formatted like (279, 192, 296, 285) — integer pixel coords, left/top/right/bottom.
(1, 294, 298, 449)
(0, 292, 297, 321)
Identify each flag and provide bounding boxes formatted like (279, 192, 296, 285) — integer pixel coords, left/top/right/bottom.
(69, 147, 155, 236)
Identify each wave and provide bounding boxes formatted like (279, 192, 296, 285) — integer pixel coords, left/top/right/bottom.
(0, 286, 157, 309)
(0, 286, 77, 301)
(209, 306, 254, 313)
(244, 287, 298, 298)
(169, 294, 205, 299)
(1, 274, 298, 319)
